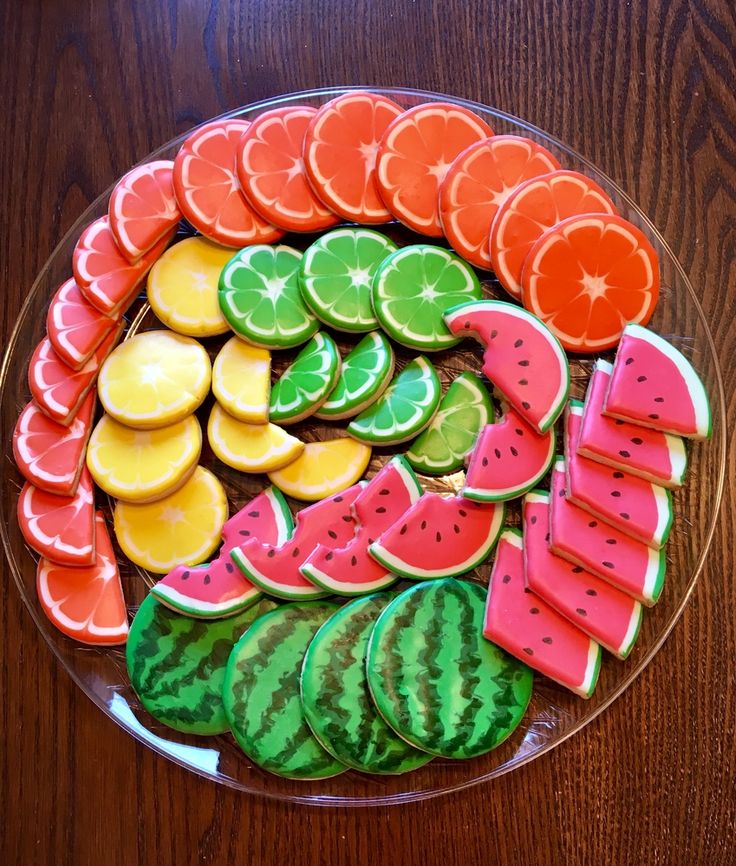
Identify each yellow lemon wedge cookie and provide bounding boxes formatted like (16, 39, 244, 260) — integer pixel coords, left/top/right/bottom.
(211, 337, 271, 423)
(267, 438, 372, 501)
(98, 330, 211, 429)
(207, 402, 304, 472)
(113, 466, 227, 574)
(86, 413, 201, 503)
(147, 236, 232, 337)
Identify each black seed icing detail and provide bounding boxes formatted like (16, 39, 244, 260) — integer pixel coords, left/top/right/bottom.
(464, 321, 471, 329)
(239, 529, 251, 536)
(558, 489, 565, 497)
(611, 490, 621, 497)
(510, 446, 518, 457)
(572, 566, 584, 574)
(182, 570, 190, 580)
(588, 520, 597, 528)
(602, 561, 615, 568)
(631, 437, 643, 445)
(342, 515, 352, 522)
(625, 357, 634, 365)
(436, 532, 442, 542)
(613, 471, 624, 479)
(637, 375, 647, 382)
(248, 510, 259, 518)
(226, 562, 233, 573)
(620, 512, 630, 520)
(530, 607, 539, 614)
(530, 515, 537, 525)
(368, 538, 374, 545)
(379, 488, 390, 495)
(203, 574, 211, 585)
(576, 607, 587, 616)
(619, 450, 631, 458)
(328, 530, 338, 539)
(515, 428, 524, 436)
(420, 520, 427, 530)
(649, 413, 659, 420)
(454, 524, 461, 534)
(490, 329, 498, 339)
(514, 338, 523, 348)
(325, 552, 334, 561)
(518, 359, 530, 367)
(482, 457, 489, 467)
(586, 588, 597, 596)
(542, 637, 553, 644)
(459, 509, 467, 517)
(523, 647, 534, 656)
(545, 532, 550, 542)
(615, 419, 625, 426)
(519, 378, 528, 386)
(605, 538, 617, 545)
(654, 397, 665, 403)
(522, 401, 531, 410)
(375, 506, 387, 513)
(399, 524, 407, 535)
(292, 547, 300, 557)
(334, 496, 343, 503)
(267, 550, 275, 558)
(494, 448, 501, 459)
(351, 556, 358, 566)
(502, 574, 512, 583)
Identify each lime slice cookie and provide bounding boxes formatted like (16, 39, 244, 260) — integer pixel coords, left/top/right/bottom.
(299, 228, 397, 332)
(212, 337, 271, 423)
(372, 245, 482, 350)
(269, 332, 341, 425)
(268, 438, 372, 501)
(315, 331, 395, 421)
(207, 403, 303, 473)
(218, 245, 318, 349)
(347, 356, 441, 445)
(406, 372, 494, 474)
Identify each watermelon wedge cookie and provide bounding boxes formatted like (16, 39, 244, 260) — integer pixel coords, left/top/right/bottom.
(369, 493, 504, 580)
(483, 528, 602, 699)
(269, 332, 341, 424)
(604, 324, 712, 440)
(523, 492, 643, 659)
(300, 593, 433, 775)
(267, 438, 372, 502)
(444, 299, 569, 433)
(207, 403, 304, 473)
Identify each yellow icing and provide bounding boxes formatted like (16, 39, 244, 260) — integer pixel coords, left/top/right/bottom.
(207, 402, 304, 472)
(267, 438, 371, 501)
(211, 337, 271, 423)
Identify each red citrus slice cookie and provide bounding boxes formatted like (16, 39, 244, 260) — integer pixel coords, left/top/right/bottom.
(303, 91, 403, 224)
(237, 106, 340, 232)
(46, 278, 121, 370)
(490, 169, 617, 299)
(375, 102, 493, 236)
(173, 119, 283, 247)
(108, 160, 182, 262)
(439, 135, 560, 269)
(36, 511, 128, 645)
(521, 213, 660, 352)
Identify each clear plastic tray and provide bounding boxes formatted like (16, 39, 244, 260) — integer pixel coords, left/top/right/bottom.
(0, 87, 726, 805)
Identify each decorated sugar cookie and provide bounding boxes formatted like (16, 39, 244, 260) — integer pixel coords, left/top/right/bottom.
(372, 245, 482, 351)
(207, 403, 304, 472)
(299, 228, 397, 332)
(147, 236, 231, 337)
(211, 337, 271, 423)
(98, 330, 211, 429)
(218, 244, 318, 349)
(269, 332, 341, 424)
(114, 466, 227, 574)
(347, 356, 441, 446)
(46, 279, 121, 371)
(267, 438, 371, 501)
(86, 413, 202, 503)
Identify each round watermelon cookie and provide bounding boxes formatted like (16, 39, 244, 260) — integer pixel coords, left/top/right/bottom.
(211, 337, 271, 424)
(406, 371, 494, 475)
(367, 579, 533, 759)
(303, 91, 403, 224)
(223, 602, 347, 779)
(372, 245, 482, 351)
(127, 593, 277, 735)
(108, 160, 182, 262)
(173, 118, 283, 247)
(218, 244, 318, 349)
(347, 356, 441, 446)
(489, 169, 617, 299)
(236, 106, 339, 233)
(269, 332, 341, 424)
(207, 403, 304, 473)
(521, 213, 660, 352)
(375, 102, 493, 236)
(299, 228, 397, 332)
(267, 438, 372, 501)
(439, 135, 560, 270)
(301, 593, 434, 775)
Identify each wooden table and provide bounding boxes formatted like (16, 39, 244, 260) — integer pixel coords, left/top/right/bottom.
(2, 2, 734, 864)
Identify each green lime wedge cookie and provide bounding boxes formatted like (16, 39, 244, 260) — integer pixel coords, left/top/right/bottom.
(347, 356, 441, 445)
(366, 579, 533, 759)
(269, 332, 341, 424)
(223, 602, 347, 780)
(299, 228, 398, 332)
(315, 331, 395, 421)
(372, 245, 482, 350)
(406, 372, 495, 474)
(218, 244, 318, 349)
(126, 593, 277, 736)
(301, 593, 433, 775)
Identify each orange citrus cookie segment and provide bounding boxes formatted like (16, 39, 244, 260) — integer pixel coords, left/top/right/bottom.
(211, 336, 271, 423)
(303, 91, 403, 223)
(490, 169, 617, 299)
(267, 438, 371, 501)
(173, 119, 283, 248)
(438, 135, 560, 270)
(207, 402, 304, 472)
(113, 466, 227, 574)
(521, 214, 660, 352)
(237, 106, 340, 233)
(375, 102, 493, 236)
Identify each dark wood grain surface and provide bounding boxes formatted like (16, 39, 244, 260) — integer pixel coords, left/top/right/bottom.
(1, 2, 734, 864)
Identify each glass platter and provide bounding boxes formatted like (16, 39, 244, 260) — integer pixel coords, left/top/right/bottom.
(0, 87, 726, 806)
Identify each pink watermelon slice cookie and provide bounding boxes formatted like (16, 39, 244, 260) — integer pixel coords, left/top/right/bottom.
(565, 401, 672, 548)
(604, 323, 712, 440)
(578, 360, 687, 488)
(46, 279, 121, 371)
(300, 456, 423, 595)
(444, 300, 569, 433)
(369, 493, 505, 580)
(483, 528, 602, 699)
(523, 492, 643, 659)
(463, 405, 555, 502)
(152, 486, 294, 618)
(231, 484, 363, 600)
(549, 459, 665, 606)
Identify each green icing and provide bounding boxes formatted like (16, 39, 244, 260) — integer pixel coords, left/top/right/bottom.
(269, 332, 340, 422)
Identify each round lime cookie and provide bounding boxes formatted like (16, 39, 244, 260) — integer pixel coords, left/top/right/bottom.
(347, 356, 441, 445)
(372, 245, 482, 350)
(406, 372, 495, 474)
(269, 332, 341, 424)
(299, 228, 397, 332)
(218, 245, 318, 349)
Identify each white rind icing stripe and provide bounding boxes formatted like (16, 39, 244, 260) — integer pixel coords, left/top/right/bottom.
(580, 641, 601, 698)
(618, 601, 643, 658)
